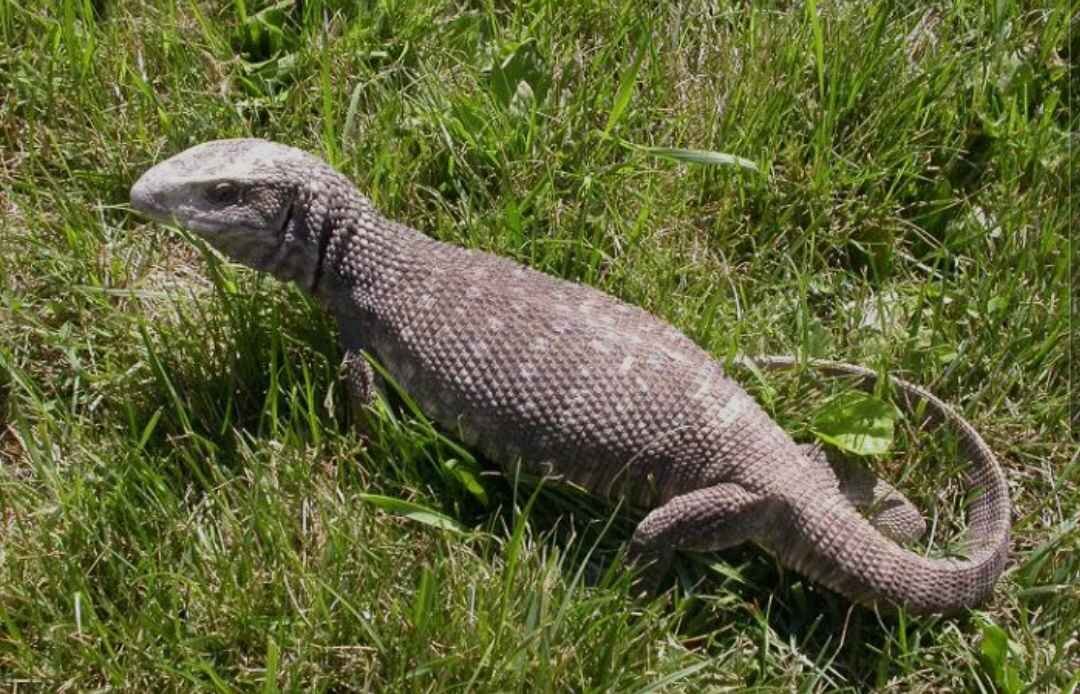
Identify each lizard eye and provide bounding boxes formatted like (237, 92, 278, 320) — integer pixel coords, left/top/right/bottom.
(206, 182, 241, 205)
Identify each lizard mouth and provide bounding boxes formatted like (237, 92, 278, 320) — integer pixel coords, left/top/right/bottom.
(129, 174, 166, 220)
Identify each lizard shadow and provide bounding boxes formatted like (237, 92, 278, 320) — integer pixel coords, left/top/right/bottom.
(470, 466, 967, 690)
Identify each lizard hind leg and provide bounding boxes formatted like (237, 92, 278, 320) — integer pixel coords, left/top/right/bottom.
(799, 443, 926, 545)
(628, 483, 774, 594)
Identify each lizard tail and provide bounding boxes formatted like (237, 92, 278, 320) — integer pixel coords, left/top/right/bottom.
(736, 355, 1010, 614)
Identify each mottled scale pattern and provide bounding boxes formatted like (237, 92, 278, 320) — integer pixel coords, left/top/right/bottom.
(130, 139, 1012, 614)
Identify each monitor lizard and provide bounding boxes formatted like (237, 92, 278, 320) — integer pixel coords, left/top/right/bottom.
(130, 139, 1010, 614)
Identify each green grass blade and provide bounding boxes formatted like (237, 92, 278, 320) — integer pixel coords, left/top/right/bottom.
(604, 32, 648, 136)
(633, 143, 760, 172)
(358, 493, 469, 535)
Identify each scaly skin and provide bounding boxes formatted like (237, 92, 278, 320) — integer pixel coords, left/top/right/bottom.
(130, 139, 1010, 613)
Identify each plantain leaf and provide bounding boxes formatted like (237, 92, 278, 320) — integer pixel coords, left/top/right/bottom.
(811, 391, 896, 456)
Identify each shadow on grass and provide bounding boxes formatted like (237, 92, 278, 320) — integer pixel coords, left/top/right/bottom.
(467, 465, 959, 689)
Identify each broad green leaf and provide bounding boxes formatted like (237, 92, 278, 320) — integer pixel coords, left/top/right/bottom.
(484, 39, 548, 109)
(811, 391, 896, 456)
(358, 494, 468, 535)
(979, 620, 1022, 694)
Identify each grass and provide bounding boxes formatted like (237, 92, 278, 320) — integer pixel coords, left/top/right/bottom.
(0, 0, 1076, 690)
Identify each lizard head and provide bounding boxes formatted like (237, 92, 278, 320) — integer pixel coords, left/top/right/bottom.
(130, 138, 347, 287)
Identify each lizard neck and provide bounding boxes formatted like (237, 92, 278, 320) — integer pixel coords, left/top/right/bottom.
(308, 192, 425, 314)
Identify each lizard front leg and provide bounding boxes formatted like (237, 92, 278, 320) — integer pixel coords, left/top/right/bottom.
(628, 483, 774, 594)
(336, 308, 387, 435)
(341, 348, 384, 433)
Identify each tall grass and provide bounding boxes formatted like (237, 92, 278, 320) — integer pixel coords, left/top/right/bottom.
(0, 1, 1075, 689)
